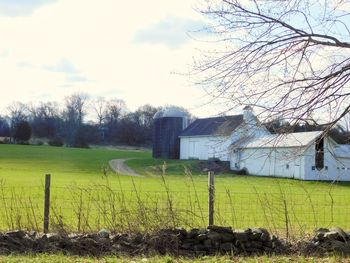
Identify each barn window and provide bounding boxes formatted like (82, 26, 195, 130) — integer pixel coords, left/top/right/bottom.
(315, 137, 324, 170)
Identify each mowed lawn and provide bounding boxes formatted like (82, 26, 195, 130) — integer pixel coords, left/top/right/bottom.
(1, 144, 350, 235)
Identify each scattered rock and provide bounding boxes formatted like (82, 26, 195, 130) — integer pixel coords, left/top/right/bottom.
(207, 225, 233, 233)
(6, 230, 26, 239)
(310, 227, 350, 255)
(97, 229, 110, 239)
(324, 231, 340, 241)
(234, 232, 249, 243)
(206, 230, 222, 242)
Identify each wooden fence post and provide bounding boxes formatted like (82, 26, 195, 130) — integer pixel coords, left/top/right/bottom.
(44, 174, 51, 233)
(208, 171, 215, 226)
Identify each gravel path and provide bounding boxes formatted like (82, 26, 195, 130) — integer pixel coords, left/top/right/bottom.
(108, 159, 142, 177)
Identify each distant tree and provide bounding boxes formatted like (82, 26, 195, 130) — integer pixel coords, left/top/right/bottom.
(28, 102, 61, 138)
(7, 102, 28, 140)
(14, 121, 32, 143)
(104, 99, 127, 142)
(117, 113, 144, 145)
(264, 118, 292, 134)
(62, 93, 89, 147)
(90, 97, 108, 142)
(63, 93, 88, 125)
(0, 116, 10, 137)
(81, 122, 100, 144)
(91, 97, 106, 128)
(133, 104, 159, 143)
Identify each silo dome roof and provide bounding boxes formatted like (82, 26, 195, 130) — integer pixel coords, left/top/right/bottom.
(154, 106, 188, 119)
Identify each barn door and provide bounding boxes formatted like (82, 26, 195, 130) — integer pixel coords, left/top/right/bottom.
(189, 141, 196, 159)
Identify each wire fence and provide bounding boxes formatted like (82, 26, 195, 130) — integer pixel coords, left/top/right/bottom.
(0, 173, 349, 237)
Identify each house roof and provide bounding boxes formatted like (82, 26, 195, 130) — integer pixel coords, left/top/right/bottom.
(179, 115, 244, 137)
(241, 131, 323, 149)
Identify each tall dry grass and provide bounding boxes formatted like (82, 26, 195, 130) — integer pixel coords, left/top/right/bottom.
(0, 168, 345, 237)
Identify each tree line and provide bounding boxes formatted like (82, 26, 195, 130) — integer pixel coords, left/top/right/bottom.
(0, 93, 180, 147)
(2, 92, 349, 147)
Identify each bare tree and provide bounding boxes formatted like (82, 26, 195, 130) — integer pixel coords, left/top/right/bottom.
(91, 97, 106, 127)
(28, 102, 61, 138)
(104, 99, 126, 125)
(104, 99, 127, 141)
(64, 93, 89, 125)
(195, 0, 350, 127)
(62, 93, 89, 147)
(6, 102, 28, 139)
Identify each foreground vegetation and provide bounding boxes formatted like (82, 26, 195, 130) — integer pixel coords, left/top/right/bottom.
(1, 255, 350, 263)
(1, 144, 350, 237)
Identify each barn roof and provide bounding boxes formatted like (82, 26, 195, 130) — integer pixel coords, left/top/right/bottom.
(179, 115, 244, 137)
(241, 131, 323, 149)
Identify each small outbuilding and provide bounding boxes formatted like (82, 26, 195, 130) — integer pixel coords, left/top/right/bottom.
(232, 131, 350, 181)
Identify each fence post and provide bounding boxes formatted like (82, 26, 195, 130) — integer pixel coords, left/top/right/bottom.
(44, 174, 51, 233)
(208, 171, 215, 226)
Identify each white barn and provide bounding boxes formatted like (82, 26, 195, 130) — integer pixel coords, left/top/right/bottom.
(179, 107, 350, 181)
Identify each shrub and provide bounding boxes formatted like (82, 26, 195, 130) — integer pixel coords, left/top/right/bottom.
(48, 137, 64, 147)
(35, 140, 44, 146)
(14, 121, 32, 143)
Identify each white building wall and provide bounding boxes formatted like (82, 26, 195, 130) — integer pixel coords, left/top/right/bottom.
(180, 136, 231, 161)
(234, 147, 304, 179)
(235, 137, 350, 181)
(231, 122, 270, 146)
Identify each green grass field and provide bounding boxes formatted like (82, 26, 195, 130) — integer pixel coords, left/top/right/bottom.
(1, 144, 350, 236)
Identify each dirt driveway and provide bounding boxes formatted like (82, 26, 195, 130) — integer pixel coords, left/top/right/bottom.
(108, 159, 142, 177)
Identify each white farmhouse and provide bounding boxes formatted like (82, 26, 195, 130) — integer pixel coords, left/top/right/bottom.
(179, 107, 350, 181)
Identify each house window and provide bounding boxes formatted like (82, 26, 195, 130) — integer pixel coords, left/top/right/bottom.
(312, 166, 315, 170)
(286, 164, 289, 169)
(315, 137, 324, 170)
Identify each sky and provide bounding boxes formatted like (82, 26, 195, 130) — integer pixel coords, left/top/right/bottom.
(0, 0, 222, 118)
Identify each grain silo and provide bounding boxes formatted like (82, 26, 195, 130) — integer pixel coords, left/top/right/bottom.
(152, 107, 189, 159)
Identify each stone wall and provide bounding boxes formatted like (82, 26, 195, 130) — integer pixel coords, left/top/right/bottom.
(0, 226, 349, 256)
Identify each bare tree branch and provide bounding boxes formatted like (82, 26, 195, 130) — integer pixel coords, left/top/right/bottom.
(194, 0, 350, 128)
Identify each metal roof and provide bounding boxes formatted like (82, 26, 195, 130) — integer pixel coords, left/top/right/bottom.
(179, 115, 244, 137)
(241, 131, 323, 149)
(153, 107, 188, 119)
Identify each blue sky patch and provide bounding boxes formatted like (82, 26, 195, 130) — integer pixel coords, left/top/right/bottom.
(0, 0, 57, 16)
(43, 59, 78, 74)
(133, 16, 206, 48)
